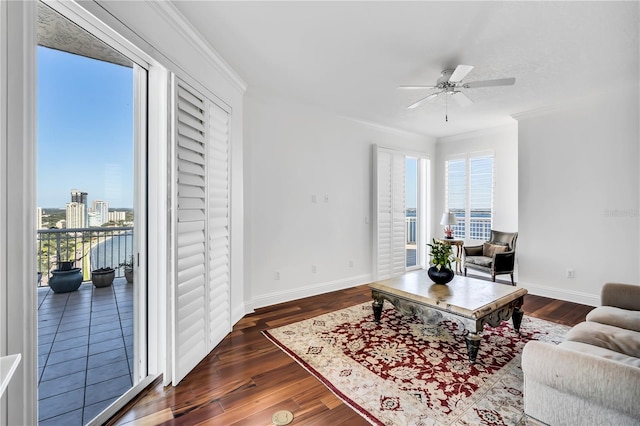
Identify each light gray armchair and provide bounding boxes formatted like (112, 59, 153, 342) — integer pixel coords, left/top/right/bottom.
(463, 230, 518, 285)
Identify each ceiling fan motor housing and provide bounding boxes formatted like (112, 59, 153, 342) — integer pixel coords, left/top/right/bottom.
(437, 69, 455, 85)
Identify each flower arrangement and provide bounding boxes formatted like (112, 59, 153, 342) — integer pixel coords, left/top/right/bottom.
(427, 238, 454, 271)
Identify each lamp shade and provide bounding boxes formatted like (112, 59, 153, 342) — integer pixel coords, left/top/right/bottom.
(440, 212, 457, 226)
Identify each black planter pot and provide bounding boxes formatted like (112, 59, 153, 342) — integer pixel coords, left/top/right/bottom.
(49, 268, 83, 293)
(427, 266, 454, 285)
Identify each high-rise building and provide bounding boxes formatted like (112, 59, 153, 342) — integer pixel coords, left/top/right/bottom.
(71, 189, 88, 225)
(71, 189, 88, 205)
(66, 202, 86, 228)
(108, 211, 126, 222)
(92, 200, 109, 225)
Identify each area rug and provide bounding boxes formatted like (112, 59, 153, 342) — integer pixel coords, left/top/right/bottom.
(263, 302, 569, 426)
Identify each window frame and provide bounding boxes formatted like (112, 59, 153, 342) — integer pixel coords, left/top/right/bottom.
(444, 151, 495, 242)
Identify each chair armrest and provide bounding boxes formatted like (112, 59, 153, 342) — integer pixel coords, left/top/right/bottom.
(493, 251, 515, 272)
(463, 245, 483, 256)
(522, 341, 640, 419)
(601, 282, 640, 311)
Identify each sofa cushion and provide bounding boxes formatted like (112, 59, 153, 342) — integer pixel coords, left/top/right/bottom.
(465, 256, 492, 268)
(586, 306, 640, 332)
(565, 321, 640, 358)
(482, 242, 508, 258)
(559, 340, 640, 368)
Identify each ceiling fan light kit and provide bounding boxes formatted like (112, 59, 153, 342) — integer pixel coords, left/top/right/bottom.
(400, 64, 516, 121)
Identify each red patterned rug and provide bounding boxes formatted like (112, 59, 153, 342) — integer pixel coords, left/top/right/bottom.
(263, 302, 568, 425)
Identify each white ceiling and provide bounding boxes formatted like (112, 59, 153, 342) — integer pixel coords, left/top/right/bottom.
(172, 1, 639, 138)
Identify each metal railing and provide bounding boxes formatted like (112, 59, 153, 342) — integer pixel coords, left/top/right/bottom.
(451, 216, 492, 241)
(37, 227, 133, 286)
(405, 216, 417, 244)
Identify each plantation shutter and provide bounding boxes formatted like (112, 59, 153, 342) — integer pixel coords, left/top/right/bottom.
(207, 103, 231, 350)
(469, 154, 494, 240)
(170, 79, 232, 385)
(445, 153, 494, 241)
(172, 80, 208, 385)
(375, 147, 406, 280)
(445, 157, 467, 238)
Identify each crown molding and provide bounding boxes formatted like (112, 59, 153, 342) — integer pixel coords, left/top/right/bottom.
(145, 0, 247, 94)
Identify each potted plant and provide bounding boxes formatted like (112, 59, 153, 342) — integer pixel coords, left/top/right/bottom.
(427, 238, 455, 284)
(91, 267, 115, 288)
(119, 255, 134, 284)
(49, 258, 83, 293)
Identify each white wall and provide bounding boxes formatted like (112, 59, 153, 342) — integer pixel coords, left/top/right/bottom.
(244, 93, 436, 309)
(516, 89, 639, 306)
(435, 123, 519, 244)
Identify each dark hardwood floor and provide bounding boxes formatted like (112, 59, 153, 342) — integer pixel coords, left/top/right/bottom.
(108, 284, 594, 426)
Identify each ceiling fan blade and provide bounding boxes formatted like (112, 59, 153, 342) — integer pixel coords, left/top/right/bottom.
(449, 64, 474, 82)
(463, 77, 516, 88)
(451, 91, 473, 107)
(398, 85, 438, 90)
(407, 91, 442, 109)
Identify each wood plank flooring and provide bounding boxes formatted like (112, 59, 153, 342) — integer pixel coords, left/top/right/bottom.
(108, 284, 594, 426)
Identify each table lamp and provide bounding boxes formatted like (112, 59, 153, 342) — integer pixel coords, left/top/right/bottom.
(440, 212, 457, 239)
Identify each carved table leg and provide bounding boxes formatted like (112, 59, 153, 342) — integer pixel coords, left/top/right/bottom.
(372, 298, 384, 324)
(465, 332, 482, 364)
(512, 307, 524, 333)
(512, 296, 525, 333)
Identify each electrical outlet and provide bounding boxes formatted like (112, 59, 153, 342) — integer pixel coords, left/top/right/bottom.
(311, 265, 317, 273)
(311, 195, 317, 203)
(566, 268, 575, 279)
(349, 260, 354, 268)
(274, 271, 280, 280)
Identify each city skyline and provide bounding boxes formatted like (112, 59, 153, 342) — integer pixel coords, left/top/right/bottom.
(37, 46, 134, 208)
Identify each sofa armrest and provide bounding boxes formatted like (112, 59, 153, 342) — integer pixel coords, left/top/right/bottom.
(522, 341, 640, 419)
(601, 282, 640, 311)
(463, 245, 483, 256)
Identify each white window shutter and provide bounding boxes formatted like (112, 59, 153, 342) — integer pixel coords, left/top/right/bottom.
(207, 102, 231, 351)
(375, 147, 406, 280)
(172, 80, 208, 385)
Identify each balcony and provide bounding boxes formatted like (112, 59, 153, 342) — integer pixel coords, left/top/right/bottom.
(37, 227, 134, 425)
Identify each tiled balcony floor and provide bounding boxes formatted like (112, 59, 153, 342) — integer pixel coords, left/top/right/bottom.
(37, 278, 134, 425)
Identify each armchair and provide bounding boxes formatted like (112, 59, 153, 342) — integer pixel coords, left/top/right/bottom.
(463, 230, 518, 285)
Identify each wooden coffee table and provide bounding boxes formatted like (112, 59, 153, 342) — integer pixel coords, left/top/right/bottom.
(369, 270, 527, 363)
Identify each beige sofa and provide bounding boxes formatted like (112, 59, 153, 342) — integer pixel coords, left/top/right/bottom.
(522, 282, 640, 425)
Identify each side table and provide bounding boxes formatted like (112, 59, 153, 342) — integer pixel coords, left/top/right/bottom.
(438, 238, 464, 274)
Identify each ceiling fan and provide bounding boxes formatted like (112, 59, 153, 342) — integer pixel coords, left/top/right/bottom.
(400, 64, 516, 110)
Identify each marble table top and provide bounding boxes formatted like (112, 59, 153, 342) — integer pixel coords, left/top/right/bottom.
(369, 270, 527, 320)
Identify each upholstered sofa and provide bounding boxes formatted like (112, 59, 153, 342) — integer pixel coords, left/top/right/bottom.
(521, 282, 640, 425)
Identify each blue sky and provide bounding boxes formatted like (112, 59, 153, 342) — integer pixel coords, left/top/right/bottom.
(405, 158, 417, 209)
(38, 46, 133, 208)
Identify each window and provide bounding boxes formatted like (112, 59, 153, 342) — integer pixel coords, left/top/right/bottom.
(445, 153, 494, 240)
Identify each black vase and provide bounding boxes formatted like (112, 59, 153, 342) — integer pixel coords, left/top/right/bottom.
(428, 266, 454, 284)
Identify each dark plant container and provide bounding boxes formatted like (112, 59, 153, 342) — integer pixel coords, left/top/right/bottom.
(49, 268, 83, 293)
(124, 267, 133, 284)
(427, 266, 454, 285)
(91, 268, 115, 288)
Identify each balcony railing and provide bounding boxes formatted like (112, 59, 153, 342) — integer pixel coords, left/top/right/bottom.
(405, 216, 417, 244)
(451, 216, 492, 241)
(37, 226, 133, 286)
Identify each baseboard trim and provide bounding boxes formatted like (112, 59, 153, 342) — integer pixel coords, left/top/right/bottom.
(519, 281, 599, 307)
(251, 274, 373, 310)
